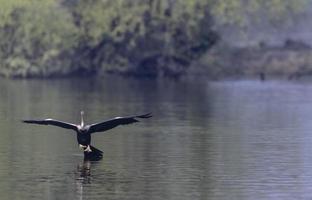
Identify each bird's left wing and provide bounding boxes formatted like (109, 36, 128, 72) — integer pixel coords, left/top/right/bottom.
(88, 113, 152, 134)
(23, 119, 78, 131)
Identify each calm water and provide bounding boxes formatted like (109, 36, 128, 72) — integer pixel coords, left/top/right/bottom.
(1, 77, 312, 199)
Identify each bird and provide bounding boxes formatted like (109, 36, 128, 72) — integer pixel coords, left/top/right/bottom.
(23, 111, 152, 160)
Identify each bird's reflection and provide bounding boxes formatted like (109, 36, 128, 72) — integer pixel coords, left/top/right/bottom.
(75, 160, 98, 200)
(76, 159, 99, 185)
(77, 160, 92, 183)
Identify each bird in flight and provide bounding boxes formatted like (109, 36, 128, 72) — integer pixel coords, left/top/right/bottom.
(23, 111, 152, 160)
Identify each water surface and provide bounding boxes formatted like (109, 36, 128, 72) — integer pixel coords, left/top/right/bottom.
(0, 78, 312, 200)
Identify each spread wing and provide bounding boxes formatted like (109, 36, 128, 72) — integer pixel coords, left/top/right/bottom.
(88, 113, 152, 134)
(23, 119, 78, 131)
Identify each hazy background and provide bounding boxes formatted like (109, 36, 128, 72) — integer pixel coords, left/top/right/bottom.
(220, 0, 312, 47)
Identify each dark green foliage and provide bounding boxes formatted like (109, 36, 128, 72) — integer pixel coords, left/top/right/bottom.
(65, 0, 219, 78)
(0, 0, 219, 78)
(0, 1, 78, 77)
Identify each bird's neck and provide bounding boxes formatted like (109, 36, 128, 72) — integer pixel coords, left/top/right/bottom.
(80, 113, 84, 127)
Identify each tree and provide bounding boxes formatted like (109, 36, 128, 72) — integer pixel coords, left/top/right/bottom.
(0, 0, 308, 78)
(65, 0, 219, 78)
(0, 0, 78, 77)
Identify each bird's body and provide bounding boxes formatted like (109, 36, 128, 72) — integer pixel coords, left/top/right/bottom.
(23, 112, 151, 160)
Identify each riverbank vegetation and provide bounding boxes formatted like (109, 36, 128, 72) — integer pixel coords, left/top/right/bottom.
(190, 39, 312, 80)
(0, 0, 308, 78)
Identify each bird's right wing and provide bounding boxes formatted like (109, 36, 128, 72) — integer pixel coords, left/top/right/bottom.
(23, 119, 78, 131)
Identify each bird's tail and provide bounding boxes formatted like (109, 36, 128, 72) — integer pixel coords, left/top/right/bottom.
(84, 145, 103, 161)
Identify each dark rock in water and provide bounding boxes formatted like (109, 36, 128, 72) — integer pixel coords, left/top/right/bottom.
(259, 72, 265, 81)
(284, 39, 311, 50)
(84, 146, 103, 161)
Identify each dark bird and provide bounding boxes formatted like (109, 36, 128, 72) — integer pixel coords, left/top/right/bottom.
(23, 111, 152, 160)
